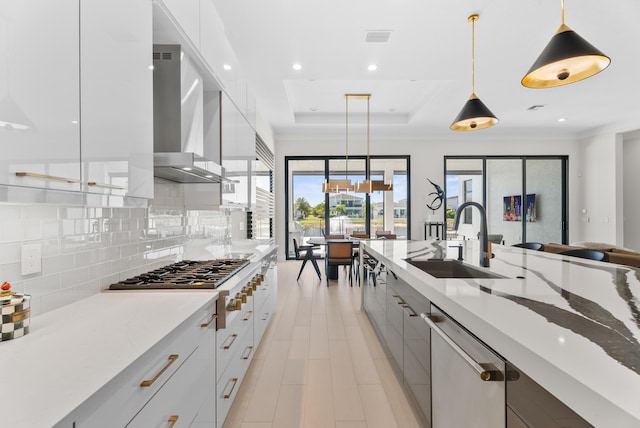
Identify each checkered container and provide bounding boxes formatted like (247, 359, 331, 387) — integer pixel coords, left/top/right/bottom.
(1, 295, 31, 342)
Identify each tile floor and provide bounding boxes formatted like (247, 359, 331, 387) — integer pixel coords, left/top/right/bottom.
(222, 260, 422, 428)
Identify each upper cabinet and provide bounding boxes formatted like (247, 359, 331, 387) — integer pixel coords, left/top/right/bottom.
(80, 0, 154, 199)
(0, 0, 81, 192)
(0, 0, 154, 200)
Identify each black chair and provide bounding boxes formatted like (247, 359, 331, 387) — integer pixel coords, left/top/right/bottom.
(325, 241, 355, 286)
(293, 238, 322, 280)
(512, 242, 545, 251)
(559, 249, 609, 262)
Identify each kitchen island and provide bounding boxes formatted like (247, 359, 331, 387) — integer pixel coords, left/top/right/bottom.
(361, 239, 640, 427)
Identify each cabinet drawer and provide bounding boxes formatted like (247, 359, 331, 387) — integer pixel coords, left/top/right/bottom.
(216, 343, 253, 427)
(216, 310, 253, 382)
(254, 291, 275, 345)
(66, 302, 213, 428)
(126, 346, 204, 428)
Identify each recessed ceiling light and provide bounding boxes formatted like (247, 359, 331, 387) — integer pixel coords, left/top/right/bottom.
(182, 167, 193, 171)
(205, 175, 213, 178)
(71, 120, 79, 124)
(148, 65, 154, 71)
(368, 64, 378, 71)
(292, 63, 302, 71)
(558, 117, 567, 122)
(223, 64, 232, 71)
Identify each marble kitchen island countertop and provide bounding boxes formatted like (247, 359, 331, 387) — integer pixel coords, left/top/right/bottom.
(0, 290, 219, 428)
(362, 239, 640, 427)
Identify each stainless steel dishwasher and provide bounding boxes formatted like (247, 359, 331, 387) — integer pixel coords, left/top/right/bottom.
(421, 305, 506, 428)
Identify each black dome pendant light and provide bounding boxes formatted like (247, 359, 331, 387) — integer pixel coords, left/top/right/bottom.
(522, 0, 610, 88)
(451, 14, 498, 132)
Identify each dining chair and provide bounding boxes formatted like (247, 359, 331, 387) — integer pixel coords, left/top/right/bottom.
(512, 242, 545, 251)
(325, 241, 355, 286)
(293, 238, 322, 281)
(559, 249, 609, 262)
(375, 230, 391, 238)
(351, 233, 370, 239)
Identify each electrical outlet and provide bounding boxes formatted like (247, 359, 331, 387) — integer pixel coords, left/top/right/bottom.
(21, 243, 42, 275)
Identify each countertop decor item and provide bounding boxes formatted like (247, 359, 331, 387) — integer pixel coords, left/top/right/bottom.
(450, 14, 499, 131)
(521, 0, 610, 88)
(426, 178, 444, 210)
(1, 282, 31, 342)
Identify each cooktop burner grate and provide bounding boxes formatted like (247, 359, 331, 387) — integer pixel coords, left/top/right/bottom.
(108, 258, 250, 290)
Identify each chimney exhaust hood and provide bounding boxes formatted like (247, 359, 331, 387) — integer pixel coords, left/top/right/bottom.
(153, 44, 224, 183)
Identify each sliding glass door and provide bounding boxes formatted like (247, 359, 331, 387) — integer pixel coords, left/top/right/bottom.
(286, 155, 410, 258)
(445, 156, 567, 246)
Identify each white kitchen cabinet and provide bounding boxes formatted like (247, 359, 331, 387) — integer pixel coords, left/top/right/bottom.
(0, 0, 81, 192)
(80, 0, 154, 199)
(57, 297, 218, 428)
(199, 0, 225, 78)
(159, 0, 200, 47)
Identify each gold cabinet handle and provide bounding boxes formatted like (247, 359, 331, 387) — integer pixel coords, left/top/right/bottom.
(223, 333, 238, 350)
(401, 304, 418, 317)
(140, 354, 179, 387)
(242, 310, 253, 321)
(15, 171, 80, 184)
(391, 294, 405, 305)
(200, 313, 218, 328)
(167, 415, 179, 428)
(241, 346, 254, 360)
(223, 377, 239, 399)
(87, 181, 127, 190)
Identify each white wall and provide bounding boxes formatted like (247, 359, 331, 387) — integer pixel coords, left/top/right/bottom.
(275, 136, 581, 259)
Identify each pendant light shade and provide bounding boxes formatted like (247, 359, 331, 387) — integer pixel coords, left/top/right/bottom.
(522, 1, 610, 88)
(450, 93, 499, 131)
(451, 14, 498, 132)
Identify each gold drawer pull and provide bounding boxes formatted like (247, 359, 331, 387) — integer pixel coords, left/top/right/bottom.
(223, 333, 238, 350)
(223, 377, 239, 399)
(200, 313, 218, 328)
(241, 346, 254, 360)
(15, 171, 80, 184)
(242, 310, 253, 321)
(140, 354, 179, 387)
(87, 181, 127, 190)
(167, 415, 179, 428)
(401, 304, 418, 317)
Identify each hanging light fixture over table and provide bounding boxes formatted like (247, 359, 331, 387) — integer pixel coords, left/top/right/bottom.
(323, 95, 355, 193)
(350, 94, 392, 193)
(450, 14, 499, 132)
(521, 0, 610, 88)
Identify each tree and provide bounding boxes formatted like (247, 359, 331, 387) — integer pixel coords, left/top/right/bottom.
(294, 197, 312, 219)
(335, 204, 347, 216)
(313, 201, 325, 217)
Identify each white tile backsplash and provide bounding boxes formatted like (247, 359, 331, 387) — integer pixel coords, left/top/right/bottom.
(0, 181, 232, 317)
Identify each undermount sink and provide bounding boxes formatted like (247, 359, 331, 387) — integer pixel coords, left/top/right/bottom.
(405, 259, 507, 279)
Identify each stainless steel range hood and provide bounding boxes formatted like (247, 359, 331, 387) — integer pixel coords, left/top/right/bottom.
(153, 44, 224, 183)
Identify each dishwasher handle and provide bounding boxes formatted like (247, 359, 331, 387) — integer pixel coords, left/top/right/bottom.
(420, 313, 501, 381)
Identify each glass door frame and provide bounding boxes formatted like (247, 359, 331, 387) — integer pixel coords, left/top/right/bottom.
(443, 155, 568, 245)
(285, 155, 411, 259)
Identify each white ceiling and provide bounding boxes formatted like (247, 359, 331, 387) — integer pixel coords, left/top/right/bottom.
(212, 0, 640, 143)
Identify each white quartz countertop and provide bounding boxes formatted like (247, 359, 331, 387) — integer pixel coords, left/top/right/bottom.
(362, 239, 640, 427)
(0, 291, 219, 428)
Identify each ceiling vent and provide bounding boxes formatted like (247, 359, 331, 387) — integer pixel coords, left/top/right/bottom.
(365, 31, 392, 43)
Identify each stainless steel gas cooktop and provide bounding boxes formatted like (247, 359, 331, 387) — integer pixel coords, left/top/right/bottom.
(108, 258, 250, 290)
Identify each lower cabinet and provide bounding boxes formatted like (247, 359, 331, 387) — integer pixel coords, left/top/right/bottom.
(56, 297, 218, 428)
(362, 263, 593, 428)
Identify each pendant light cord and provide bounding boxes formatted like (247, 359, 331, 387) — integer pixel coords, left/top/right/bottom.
(561, 0, 565, 25)
(471, 16, 475, 94)
(366, 95, 370, 180)
(345, 95, 349, 182)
